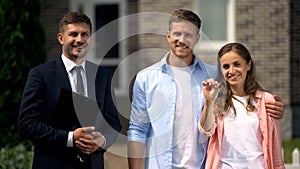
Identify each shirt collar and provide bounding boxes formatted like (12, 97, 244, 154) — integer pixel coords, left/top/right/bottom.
(160, 52, 203, 74)
(61, 54, 86, 73)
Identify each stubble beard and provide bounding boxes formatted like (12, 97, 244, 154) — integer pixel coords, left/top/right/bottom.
(65, 44, 89, 61)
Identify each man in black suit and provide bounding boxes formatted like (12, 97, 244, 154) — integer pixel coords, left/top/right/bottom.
(18, 12, 122, 169)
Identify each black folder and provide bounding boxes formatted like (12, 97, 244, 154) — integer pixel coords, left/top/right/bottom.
(55, 88, 99, 129)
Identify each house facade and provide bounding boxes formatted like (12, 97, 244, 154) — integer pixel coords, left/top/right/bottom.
(40, 0, 299, 139)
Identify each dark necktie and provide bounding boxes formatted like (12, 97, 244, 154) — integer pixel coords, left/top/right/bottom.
(74, 65, 84, 95)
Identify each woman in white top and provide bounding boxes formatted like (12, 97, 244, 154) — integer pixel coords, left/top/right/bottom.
(199, 42, 285, 169)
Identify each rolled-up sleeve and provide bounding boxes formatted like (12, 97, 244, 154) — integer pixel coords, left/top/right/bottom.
(127, 74, 150, 144)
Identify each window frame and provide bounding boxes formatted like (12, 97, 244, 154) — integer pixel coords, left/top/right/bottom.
(70, 0, 128, 95)
(193, 0, 236, 50)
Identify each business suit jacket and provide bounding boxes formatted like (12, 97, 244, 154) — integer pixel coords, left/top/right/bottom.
(18, 57, 122, 169)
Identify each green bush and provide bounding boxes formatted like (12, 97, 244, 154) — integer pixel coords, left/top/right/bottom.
(282, 138, 300, 163)
(0, 0, 46, 147)
(0, 0, 45, 165)
(0, 143, 33, 169)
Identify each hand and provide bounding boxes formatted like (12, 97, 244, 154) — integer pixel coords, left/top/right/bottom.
(202, 78, 219, 102)
(266, 94, 284, 119)
(73, 127, 105, 154)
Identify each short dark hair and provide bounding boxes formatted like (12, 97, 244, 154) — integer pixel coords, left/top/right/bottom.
(59, 12, 92, 33)
(169, 9, 201, 33)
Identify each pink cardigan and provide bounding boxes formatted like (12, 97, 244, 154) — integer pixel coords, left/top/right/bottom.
(203, 90, 285, 169)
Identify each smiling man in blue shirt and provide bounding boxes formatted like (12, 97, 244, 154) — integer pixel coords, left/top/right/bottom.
(127, 9, 284, 169)
(128, 9, 215, 169)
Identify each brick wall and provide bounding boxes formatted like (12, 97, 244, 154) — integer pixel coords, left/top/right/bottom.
(39, 0, 291, 104)
(40, 0, 69, 60)
(127, 0, 199, 77)
(138, 0, 193, 51)
(236, 0, 290, 105)
(236, 0, 291, 138)
(39, 0, 295, 138)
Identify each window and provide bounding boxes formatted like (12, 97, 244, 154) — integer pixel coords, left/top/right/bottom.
(195, 0, 235, 43)
(193, 0, 235, 65)
(199, 0, 227, 41)
(70, 0, 128, 95)
(95, 4, 119, 59)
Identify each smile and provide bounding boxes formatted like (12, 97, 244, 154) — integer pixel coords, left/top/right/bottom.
(228, 74, 240, 80)
(176, 45, 189, 49)
(73, 43, 87, 49)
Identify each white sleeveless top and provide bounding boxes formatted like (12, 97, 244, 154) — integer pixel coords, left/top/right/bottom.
(219, 96, 266, 169)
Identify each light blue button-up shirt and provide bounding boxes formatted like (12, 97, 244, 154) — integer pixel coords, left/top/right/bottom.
(128, 52, 218, 169)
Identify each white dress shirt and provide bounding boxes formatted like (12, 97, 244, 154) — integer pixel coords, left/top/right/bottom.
(61, 55, 87, 147)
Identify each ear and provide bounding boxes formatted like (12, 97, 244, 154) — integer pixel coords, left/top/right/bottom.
(57, 33, 64, 45)
(166, 31, 172, 43)
(196, 33, 200, 43)
(247, 60, 252, 71)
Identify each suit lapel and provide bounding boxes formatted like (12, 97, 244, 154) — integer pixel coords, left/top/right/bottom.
(55, 57, 72, 91)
